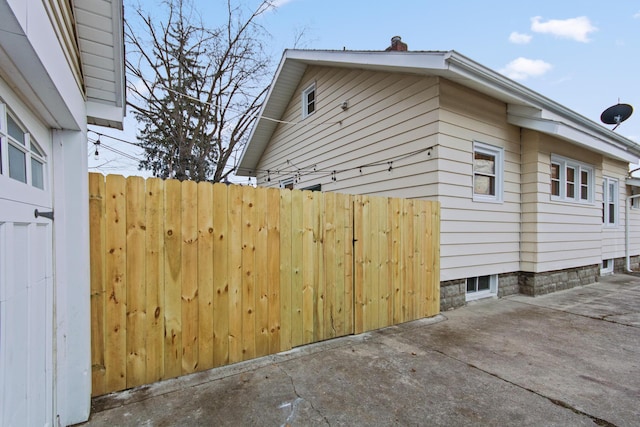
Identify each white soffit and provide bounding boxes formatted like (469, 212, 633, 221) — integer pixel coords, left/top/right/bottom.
(74, 0, 125, 129)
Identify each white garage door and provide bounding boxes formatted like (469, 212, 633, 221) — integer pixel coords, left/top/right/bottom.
(0, 105, 54, 426)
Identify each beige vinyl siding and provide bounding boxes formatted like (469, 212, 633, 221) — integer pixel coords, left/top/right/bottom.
(436, 80, 521, 280)
(521, 130, 603, 272)
(256, 67, 441, 198)
(254, 65, 639, 282)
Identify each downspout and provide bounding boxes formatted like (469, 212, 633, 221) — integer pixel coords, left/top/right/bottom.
(625, 193, 640, 272)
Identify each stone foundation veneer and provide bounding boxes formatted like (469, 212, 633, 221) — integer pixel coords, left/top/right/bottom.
(518, 265, 599, 297)
(438, 261, 630, 311)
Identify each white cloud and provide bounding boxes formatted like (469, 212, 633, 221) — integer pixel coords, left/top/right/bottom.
(500, 57, 553, 80)
(509, 32, 532, 44)
(531, 16, 597, 42)
(272, 0, 295, 7)
(634, 11, 640, 19)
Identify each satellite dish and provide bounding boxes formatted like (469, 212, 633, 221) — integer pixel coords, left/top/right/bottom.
(600, 103, 633, 131)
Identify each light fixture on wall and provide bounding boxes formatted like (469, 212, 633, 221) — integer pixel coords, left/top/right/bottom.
(341, 100, 348, 111)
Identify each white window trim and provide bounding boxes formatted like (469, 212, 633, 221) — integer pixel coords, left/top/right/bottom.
(472, 141, 503, 203)
(550, 154, 594, 204)
(0, 102, 47, 190)
(465, 275, 499, 302)
(301, 83, 316, 119)
(603, 176, 619, 227)
(600, 259, 614, 276)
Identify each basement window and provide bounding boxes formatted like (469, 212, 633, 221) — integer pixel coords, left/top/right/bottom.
(600, 259, 614, 275)
(466, 275, 498, 301)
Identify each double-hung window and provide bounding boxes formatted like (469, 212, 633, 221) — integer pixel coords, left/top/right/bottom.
(550, 155, 593, 203)
(301, 83, 316, 119)
(602, 177, 618, 226)
(0, 103, 46, 189)
(473, 141, 503, 203)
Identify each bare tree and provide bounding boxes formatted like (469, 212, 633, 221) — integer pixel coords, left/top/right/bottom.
(126, 0, 273, 182)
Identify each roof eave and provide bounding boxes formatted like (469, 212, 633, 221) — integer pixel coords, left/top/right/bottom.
(237, 49, 640, 176)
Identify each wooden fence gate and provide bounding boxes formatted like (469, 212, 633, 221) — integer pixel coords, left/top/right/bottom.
(89, 173, 440, 396)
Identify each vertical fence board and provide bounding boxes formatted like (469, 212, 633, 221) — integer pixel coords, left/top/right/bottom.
(380, 197, 393, 328)
(254, 188, 269, 358)
(279, 190, 292, 352)
(404, 199, 415, 322)
(89, 174, 106, 396)
(104, 175, 127, 392)
(353, 195, 364, 334)
(267, 188, 281, 353)
(197, 182, 214, 371)
(369, 196, 379, 330)
(145, 178, 165, 383)
(390, 197, 401, 325)
(126, 177, 147, 388)
(163, 179, 182, 379)
(417, 201, 428, 317)
(343, 195, 354, 335)
(212, 184, 229, 367)
(290, 190, 304, 347)
(227, 184, 243, 363)
(302, 191, 315, 345)
(323, 192, 336, 339)
(314, 192, 324, 342)
(241, 186, 256, 360)
(181, 181, 199, 373)
(428, 203, 441, 315)
(90, 173, 440, 396)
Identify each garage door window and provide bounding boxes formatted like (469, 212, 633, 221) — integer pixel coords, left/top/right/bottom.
(0, 104, 46, 189)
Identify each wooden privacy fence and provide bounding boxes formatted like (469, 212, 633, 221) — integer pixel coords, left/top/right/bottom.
(89, 173, 440, 396)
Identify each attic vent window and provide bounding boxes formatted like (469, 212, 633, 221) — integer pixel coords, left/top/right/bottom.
(302, 83, 316, 119)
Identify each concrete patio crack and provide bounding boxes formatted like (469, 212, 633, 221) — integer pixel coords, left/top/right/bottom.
(429, 348, 617, 427)
(277, 364, 331, 426)
(509, 299, 639, 329)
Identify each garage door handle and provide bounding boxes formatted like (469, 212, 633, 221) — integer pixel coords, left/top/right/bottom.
(34, 209, 54, 221)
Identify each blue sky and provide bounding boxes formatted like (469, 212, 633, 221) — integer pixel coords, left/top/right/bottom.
(89, 0, 640, 178)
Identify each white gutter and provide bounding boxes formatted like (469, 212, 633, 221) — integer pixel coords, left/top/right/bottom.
(625, 194, 640, 272)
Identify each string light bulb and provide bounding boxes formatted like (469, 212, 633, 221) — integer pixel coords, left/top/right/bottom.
(94, 137, 101, 160)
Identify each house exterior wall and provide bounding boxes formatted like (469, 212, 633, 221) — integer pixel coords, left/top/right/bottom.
(254, 65, 640, 299)
(436, 79, 521, 281)
(521, 130, 604, 273)
(256, 66, 440, 199)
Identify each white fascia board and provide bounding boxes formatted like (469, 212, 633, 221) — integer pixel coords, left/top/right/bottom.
(508, 114, 639, 163)
(86, 101, 124, 130)
(284, 49, 449, 74)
